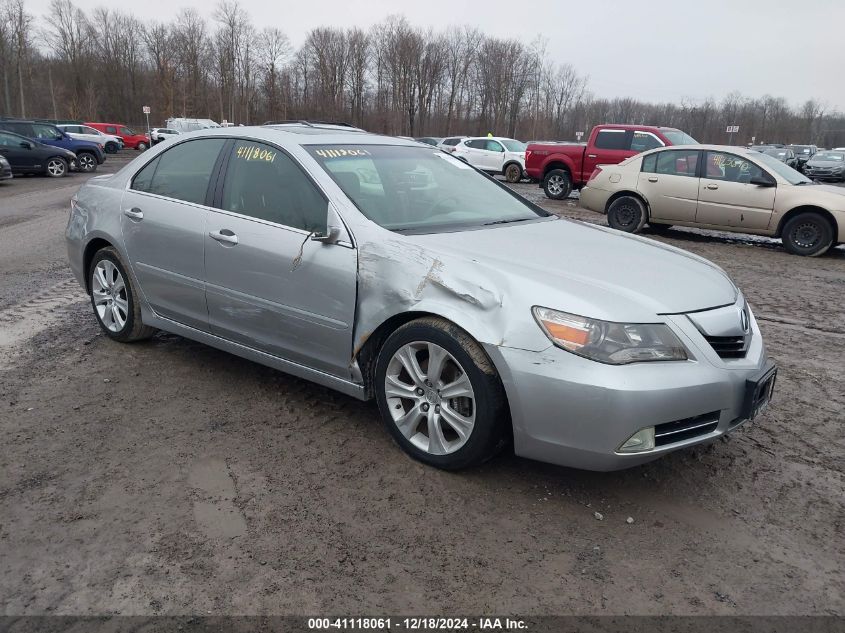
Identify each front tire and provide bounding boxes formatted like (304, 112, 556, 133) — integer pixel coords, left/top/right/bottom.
(375, 317, 509, 470)
(542, 168, 572, 200)
(89, 247, 156, 342)
(607, 195, 647, 233)
(45, 157, 68, 178)
(781, 212, 834, 257)
(77, 152, 97, 173)
(504, 163, 522, 183)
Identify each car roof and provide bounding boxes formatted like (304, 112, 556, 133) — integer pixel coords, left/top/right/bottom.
(173, 124, 422, 147)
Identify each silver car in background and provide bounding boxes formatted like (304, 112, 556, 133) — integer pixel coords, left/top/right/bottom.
(66, 123, 776, 471)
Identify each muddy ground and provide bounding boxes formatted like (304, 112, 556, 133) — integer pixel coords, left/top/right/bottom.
(0, 155, 843, 617)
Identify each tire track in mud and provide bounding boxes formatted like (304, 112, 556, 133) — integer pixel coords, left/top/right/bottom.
(0, 277, 87, 368)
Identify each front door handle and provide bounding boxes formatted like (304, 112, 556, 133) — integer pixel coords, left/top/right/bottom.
(705, 183, 719, 190)
(588, 154, 597, 158)
(648, 176, 658, 183)
(209, 229, 238, 245)
(123, 207, 143, 220)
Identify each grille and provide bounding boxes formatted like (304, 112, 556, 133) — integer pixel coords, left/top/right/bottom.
(654, 411, 720, 446)
(704, 334, 750, 359)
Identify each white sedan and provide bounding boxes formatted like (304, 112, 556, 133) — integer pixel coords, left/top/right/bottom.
(451, 137, 527, 182)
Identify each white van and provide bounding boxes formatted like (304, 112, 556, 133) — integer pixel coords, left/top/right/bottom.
(164, 118, 221, 133)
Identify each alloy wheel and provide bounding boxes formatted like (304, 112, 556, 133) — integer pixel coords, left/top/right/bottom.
(92, 260, 129, 333)
(47, 159, 66, 177)
(547, 174, 564, 196)
(78, 154, 95, 172)
(384, 341, 476, 456)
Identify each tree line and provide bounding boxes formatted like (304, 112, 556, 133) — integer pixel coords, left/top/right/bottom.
(1, 0, 844, 147)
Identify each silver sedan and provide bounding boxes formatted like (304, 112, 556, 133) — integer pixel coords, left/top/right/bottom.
(66, 123, 776, 471)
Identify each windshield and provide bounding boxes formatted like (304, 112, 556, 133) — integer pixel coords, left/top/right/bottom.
(307, 144, 549, 234)
(764, 149, 788, 158)
(662, 130, 698, 145)
(791, 146, 811, 154)
(753, 152, 811, 184)
(501, 139, 526, 152)
(813, 152, 844, 161)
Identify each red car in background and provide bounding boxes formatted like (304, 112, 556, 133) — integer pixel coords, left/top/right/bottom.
(85, 122, 150, 151)
(525, 124, 698, 199)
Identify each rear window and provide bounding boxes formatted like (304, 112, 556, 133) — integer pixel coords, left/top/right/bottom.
(594, 130, 630, 150)
(131, 138, 226, 204)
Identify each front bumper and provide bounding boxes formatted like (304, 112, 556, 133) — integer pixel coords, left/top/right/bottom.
(0, 164, 11, 180)
(485, 304, 771, 471)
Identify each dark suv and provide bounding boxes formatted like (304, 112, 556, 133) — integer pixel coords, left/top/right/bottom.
(0, 119, 105, 172)
(0, 129, 78, 177)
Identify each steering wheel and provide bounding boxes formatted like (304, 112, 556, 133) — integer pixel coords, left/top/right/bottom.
(428, 195, 462, 216)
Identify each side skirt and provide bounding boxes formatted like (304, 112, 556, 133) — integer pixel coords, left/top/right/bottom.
(146, 313, 367, 401)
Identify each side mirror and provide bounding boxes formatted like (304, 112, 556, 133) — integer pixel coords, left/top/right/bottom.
(750, 174, 776, 187)
(311, 225, 341, 244)
(19, 141, 32, 149)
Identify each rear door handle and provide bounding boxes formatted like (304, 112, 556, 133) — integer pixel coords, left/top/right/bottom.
(123, 207, 143, 220)
(706, 183, 719, 190)
(588, 154, 597, 158)
(648, 176, 658, 182)
(209, 229, 238, 245)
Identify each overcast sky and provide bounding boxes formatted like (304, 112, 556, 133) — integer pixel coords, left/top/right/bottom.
(26, 0, 843, 109)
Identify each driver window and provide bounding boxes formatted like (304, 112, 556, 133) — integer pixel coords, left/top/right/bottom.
(220, 140, 327, 234)
(33, 124, 61, 140)
(705, 152, 763, 184)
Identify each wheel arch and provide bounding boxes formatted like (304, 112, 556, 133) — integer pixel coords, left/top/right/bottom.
(775, 205, 838, 238)
(82, 237, 115, 294)
(542, 160, 572, 179)
(355, 310, 507, 402)
(503, 160, 523, 172)
(605, 190, 650, 215)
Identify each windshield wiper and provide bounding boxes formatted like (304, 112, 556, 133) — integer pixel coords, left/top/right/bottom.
(793, 181, 813, 185)
(482, 218, 534, 226)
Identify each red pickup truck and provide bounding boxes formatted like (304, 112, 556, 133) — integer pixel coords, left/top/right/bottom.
(525, 124, 697, 199)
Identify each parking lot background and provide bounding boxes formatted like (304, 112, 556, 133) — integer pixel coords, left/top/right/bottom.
(0, 155, 843, 615)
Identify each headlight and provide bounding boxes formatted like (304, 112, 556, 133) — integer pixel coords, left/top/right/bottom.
(532, 307, 689, 364)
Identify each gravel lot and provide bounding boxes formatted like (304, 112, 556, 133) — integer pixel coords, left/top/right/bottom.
(0, 156, 843, 616)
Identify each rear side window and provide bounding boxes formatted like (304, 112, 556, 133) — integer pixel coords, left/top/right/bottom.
(594, 130, 630, 150)
(485, 140, 503, 152)
(465, 139, 485, 149)
(655, 150, 699, 177)
(218, 140, 327, 233)
(630, 131, 663, 152)
(131, 138, 226, 204)
(2, 122, 33, 137)
(106, 126, 117, 134)
(443, 138, 461, 146)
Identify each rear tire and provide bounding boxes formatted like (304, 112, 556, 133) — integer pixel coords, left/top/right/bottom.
(504, 163, 522, 183)
(607, 195, 647, 233)
(88, 247, 156, 342)
(104, 142, 118, 154)
(542, 168, 572, 200)
(781, 212, 834, 257)
(375, 317, 509, 470)
(136, 142, 148, 152)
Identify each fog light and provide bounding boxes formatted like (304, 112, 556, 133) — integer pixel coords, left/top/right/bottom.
(618, 427, 655, 453)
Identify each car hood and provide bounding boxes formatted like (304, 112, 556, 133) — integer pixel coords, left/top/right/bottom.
(807, 160, 844, 167)
(404, 217, 738, 323)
